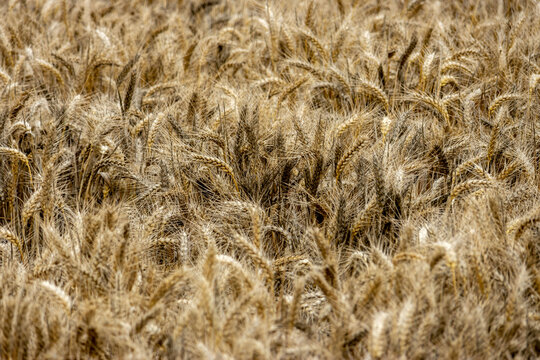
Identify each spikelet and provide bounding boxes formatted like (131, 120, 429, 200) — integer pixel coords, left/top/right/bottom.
(289, 277, 305, 329)
(407, 0, 424, 17)
(222, 290, 259, 341)
(305, 0, 315, 31)
(285, 60, 324, 79)
(274, 255, 305, 269)
(327, 66, 350, 93)
(450, 48, 486, 61)
(249, 205, 262, 249)
(471, 254, 490, 298)
(512, 206, 540, 241)
(149, 268, 190, 307)
(392, 252, 425, 265)
(216, 84, 238, 101)
(216, 254, 253, 288)
(397, 35, 417, 85)
(310, 270, 343, 317)
(122, 70, 137, 113)
(144, 24, 169, 49)
(486, 115, 502, 164)
(508, 13, 526, 52)
(497, 160, 520, 181)
(331, 27, 347, 62)
(442, 242, 459, 296)
(452, 155, 484, 188)
(132, 113, 152, 136)
(312, 81, 342, 94)
(420, 52, 436, 88)
(380, 116, 393, 143)
(252, 77, 285, 90)
(464, 88, 481, 124)
(439, 75, 458, 89)
(116, 53, 140, 86)
(144, 81, 179, 100)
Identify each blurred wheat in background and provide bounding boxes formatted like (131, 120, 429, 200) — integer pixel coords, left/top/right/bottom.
(0, 0, 539, 358)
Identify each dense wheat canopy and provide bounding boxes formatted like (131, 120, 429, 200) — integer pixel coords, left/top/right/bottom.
(1, 0, 540, 358)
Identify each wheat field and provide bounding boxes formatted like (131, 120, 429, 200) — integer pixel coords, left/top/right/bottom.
(0, 0, 539, 358)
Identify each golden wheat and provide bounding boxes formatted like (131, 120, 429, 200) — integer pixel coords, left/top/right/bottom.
(0, 1, 537, 359)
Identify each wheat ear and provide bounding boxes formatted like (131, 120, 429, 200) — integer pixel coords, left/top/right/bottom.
(513, 207, 540, 241)
(234, 234, 273, 286)
(147, 112, 167, 150)
(277, 76, 308, 109)
(407, 93, 450, 126)
(450, 179, 492, 202)
(193, 154, 239, 192)
(356, 80, 389, 112)
(0, 147, 33, 185)
(335, 137, 365, 181)
(488, 93, 520, 118)
(34, 58, 64, 86)
(0, 227, 24, 261)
